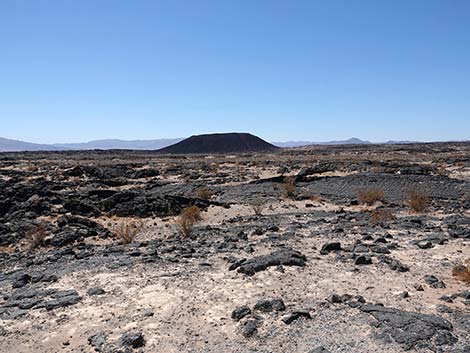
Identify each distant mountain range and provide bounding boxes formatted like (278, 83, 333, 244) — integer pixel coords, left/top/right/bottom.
(0, 136, 421, 152)
(273, 138, 418, 147)
(0, 137, 65, 152)
(273, 137, 371, 147)
(53, 138, 183, 150)
(0, 137, 184, 152)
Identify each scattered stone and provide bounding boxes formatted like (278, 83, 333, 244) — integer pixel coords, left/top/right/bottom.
(417, 241, 433, 249)
(119, 330, 145, 348)
(31, 273, 58, 283)
(228, 258, 246, 271)
(379, 256, 409, 272)
(424, 275, 446, 288)
(436, 305, 454, 313)
(231, 305, 251, 321)
(88, 332, 108, 352)
(453, 290, 470, 300)
(328, 293, 365, 308)
(142, 309, 154, 317)
(253, 298, 286, 313)
(399, 291, 409, 299)
(309, 347, 331, 353)
(349, 244, 369, 253)
(282, 311, 312, 324)
(44, 291, 82, 311)
(234, 249, 306, 276)
(329, 294, 343, 304)
(355, 255, 372, 265)
(439, 295, 453, 303)
(241, 318, 262, 337)
(319, 242, 342, 255)
(374, 237, 387, 244)
(87, 287, 106, 296)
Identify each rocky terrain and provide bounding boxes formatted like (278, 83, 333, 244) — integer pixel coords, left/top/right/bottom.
(0, 142, 469, 353)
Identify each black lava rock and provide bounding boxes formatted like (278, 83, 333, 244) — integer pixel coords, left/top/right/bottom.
(87, 287, 106, 296)
(360, 304, 456, 351)
(282, 311, 312, 324)
(355, 255, 372, 265)
(309, 348, 331, 353)
(424, 275, 446, 288)
(88, 332, 107, 352)
(241, 318, 261, 338)
(320, 242, 342, 255)
(12, 273, 31, 288)
(235, 249, 306, 276)
(119, 331, 145, 348)
(253, 298, 286, 313)
(231, 305, 251, 321)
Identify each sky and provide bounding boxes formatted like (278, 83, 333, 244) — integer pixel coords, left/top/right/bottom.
(1, 0, 469, 143)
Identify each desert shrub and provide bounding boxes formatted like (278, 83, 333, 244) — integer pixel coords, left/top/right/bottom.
(357, 188, 385, 205)
(277, 166, 289, 174)
(370, 208, 395, 225)
(209, 164, 219, 173)
(406, 190, 429, 213)
(196, 187, 214, 200)
(113, 221, 143, 244)
(282, 176, 296, 199)
(452, 260, 470, 284)
(436, 168, 448, 177)
(176, 216, 194, 237)
(181, 205, 202, 223)
(250, 200, 265, 216)
(25, 223, 48, 249)
(176, 205, 202, 237)
(310, 195, 324, 203)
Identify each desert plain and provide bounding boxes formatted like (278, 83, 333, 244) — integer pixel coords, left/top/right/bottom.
(0, 142, 469, 353)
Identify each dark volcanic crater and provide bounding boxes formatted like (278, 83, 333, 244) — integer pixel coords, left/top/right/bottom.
(157, 132, 280, 154)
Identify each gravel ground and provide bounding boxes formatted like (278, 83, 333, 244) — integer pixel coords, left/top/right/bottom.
(0, 142, 469, 353)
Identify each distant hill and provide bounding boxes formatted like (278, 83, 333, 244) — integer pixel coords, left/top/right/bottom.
(157, 133, 280, 154)
(322, 137, 372, 145)
(273, 137, 371, 147)
(54, 138, 183, 150)
(0, 137, 64, 152)
(384, 140, 419, 144)
(273, 141, 318, 148)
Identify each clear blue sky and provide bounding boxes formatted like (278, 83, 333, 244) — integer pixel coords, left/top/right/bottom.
(1, 0, 469, 143)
